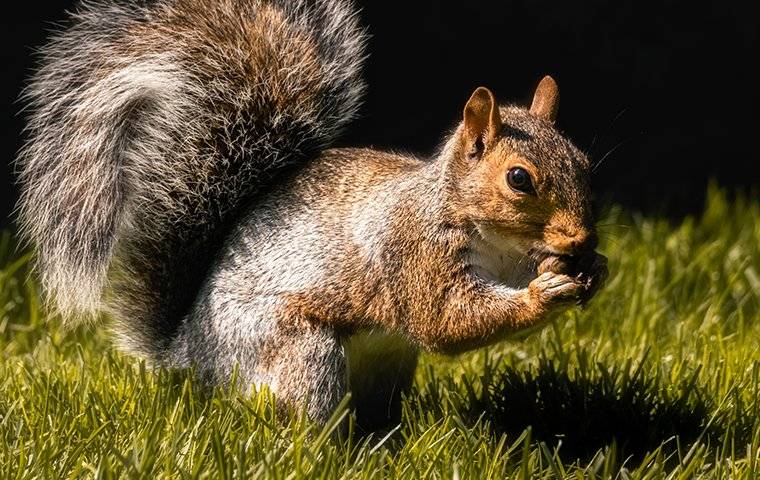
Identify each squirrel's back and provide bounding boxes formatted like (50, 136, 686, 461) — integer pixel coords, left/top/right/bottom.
(16, 0, 366, 354)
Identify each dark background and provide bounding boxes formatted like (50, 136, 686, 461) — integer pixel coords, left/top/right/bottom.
(1, 1, 758, 229)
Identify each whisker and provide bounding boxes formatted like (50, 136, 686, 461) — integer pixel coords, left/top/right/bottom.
(595, 223, 632, 229)
(589, 107, 629, 152)
(593, 137, 636, 173)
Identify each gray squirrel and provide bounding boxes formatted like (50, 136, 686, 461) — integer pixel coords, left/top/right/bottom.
(17, 0, 607, 427)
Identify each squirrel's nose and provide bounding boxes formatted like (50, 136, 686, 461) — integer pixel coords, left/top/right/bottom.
(546, 213, 598, 255)
(551, 228, 597, 255)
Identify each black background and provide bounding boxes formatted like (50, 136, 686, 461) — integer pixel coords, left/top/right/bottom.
(1, 1, 758, 229)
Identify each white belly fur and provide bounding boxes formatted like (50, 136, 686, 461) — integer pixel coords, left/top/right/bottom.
(469, 225, 538, 289)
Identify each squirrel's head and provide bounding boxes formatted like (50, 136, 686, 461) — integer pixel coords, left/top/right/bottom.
(446, 76, 597, 260)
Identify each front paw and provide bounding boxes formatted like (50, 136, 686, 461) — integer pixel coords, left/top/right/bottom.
(537, 253, 609, 306)
(528, 271, 585, 313)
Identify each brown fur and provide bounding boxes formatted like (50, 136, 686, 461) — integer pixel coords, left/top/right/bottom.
(285, 81, 602, 353)
(250, 80, 607, 355)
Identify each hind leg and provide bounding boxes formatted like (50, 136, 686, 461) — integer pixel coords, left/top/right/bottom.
(174, 308, 348, 425)
(248, 320, 347, 424)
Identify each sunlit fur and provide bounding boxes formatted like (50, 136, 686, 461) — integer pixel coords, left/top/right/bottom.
(17, 0, 605, 425)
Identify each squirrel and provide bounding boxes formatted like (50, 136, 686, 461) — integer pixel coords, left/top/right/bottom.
(17, 0, 607, 428)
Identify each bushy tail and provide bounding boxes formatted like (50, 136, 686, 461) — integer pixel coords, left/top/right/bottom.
(16, 0, 366, 355)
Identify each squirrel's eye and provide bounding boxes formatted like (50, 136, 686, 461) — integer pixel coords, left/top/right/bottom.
(506, 167, 534, 193)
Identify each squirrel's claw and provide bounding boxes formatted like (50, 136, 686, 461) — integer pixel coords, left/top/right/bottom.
(577, 253, 609, 306)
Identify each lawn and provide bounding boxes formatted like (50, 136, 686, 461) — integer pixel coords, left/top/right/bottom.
(1, 187, 759, 479)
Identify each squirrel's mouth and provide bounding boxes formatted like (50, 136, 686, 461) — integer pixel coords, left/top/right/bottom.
(527, 245, 554, 262)
(527, 243, 579, 274)
(529, 241, 602, 281)
(529, 237, 596, 259)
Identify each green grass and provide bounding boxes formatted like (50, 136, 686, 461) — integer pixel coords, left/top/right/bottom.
(1, 186, 759, 479)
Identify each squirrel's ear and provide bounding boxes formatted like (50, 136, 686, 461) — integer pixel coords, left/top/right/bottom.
(530, 75, 560, 123)
(463, 87, 502, 160)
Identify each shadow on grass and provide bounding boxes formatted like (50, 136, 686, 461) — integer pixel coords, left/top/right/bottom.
(418, 351, 741, 464)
